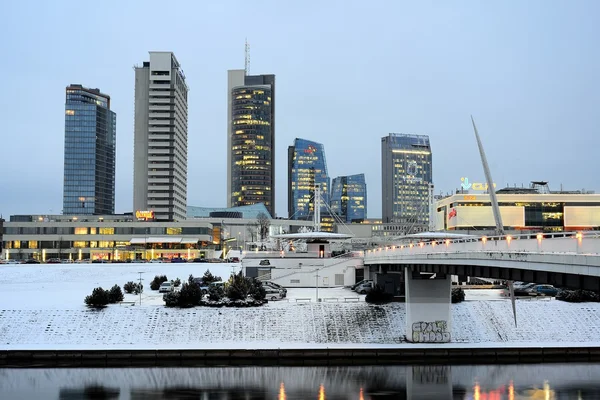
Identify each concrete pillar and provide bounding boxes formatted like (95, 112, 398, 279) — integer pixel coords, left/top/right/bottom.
(405, 269, 452, 343)
(407, 366, 452, 400)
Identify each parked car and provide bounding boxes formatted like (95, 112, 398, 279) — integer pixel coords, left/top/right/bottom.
(190, 258, 208, 263)
(528, 284, 560, 297)
(355, 281, 374, 294)
(351, 279, 372, 291)
(513, 282, 536, 296)
(149, 259, 163, 263)
(265, 288, 283, 301)
(25, 259, 41, 264)
(159, 282, 174, 293)
(263, 281, 287, 297)
(170, 257, 186, 263)
(46, 258, 61, 264)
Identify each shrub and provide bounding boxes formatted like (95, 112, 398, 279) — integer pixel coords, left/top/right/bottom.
(556, 289, 600, 303)
(150, 275, 168, 291)
(163, 291, 181, 307)
(226, 272, 251, 300)
(451, 288, 466, 303)
(365, 285, 393, 304)
(188, 274, 194, 284)
(178, 282, 202, 307)
(202, 269, 221, 284)
(172, 278, 181, 287)
(249, 278, 266, 301)
(108, 284, 124, 303)
(123, 281, 136, 294)
(208, 284, 225, 301)
(84, 287, 110, 308)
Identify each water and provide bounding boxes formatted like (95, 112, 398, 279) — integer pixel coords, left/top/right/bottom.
(1, 364, 600, 399)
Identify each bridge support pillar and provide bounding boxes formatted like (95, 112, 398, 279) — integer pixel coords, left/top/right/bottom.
(405, 269, 452, 343)
(407, 366, 452, 400)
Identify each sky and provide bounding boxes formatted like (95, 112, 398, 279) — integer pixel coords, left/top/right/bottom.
(1, 0, 599, 219)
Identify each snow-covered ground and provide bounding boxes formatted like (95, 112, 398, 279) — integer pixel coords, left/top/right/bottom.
(0, 263, 599, 349)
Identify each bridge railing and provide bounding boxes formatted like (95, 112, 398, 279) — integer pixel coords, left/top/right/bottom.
(364, 231, 600, 260)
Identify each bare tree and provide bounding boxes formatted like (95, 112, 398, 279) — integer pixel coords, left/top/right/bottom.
(246, 222, 258, 243)
(256, 212, 271, 241)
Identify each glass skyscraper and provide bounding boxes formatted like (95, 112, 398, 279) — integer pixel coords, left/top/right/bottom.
(330, 174, 367, 223)
(288, 138, 330, 221)
(63, 84, 116, 215)
(381, 133, 432, 227)
(227, 71, 276, 217)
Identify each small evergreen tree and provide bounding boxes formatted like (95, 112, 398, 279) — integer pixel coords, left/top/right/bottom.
(226, 272, 251, 300)
(84, 287, 110, 308)
(108, 284, 124, 303)
(208, 284, 225, 301)
(178, 282, 202, 307)
(150, 275, 168, 290)
(202, 269, 221, 284)
(172, 278, 181, 287)
(188, 274, 194, 285)
(123, 281, 136, 294)
(163, 291, 181, 307)
(249, 278, 266, 301)
(451, 287, 466, 303)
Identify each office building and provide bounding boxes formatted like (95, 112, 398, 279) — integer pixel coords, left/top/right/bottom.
(330, 174, 367, 223)
(288, 138, 330, 221)
(227, 70, 275, 217)
(381, 134, 432, 232)
(133, 52, 189, 222)
(63, 85, 116, 215)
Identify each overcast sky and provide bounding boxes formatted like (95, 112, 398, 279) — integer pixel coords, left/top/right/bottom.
(1, 0, 598, 219)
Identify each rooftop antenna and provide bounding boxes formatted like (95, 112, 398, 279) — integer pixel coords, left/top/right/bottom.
(244, 38, 250, 76)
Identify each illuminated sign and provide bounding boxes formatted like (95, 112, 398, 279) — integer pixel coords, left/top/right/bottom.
(448, 208, 457, 220)
(460, 177, 496, 191)
(463, 195, 476, 200)
(135, 210, 155, 220)
(303, 145, 317, 154)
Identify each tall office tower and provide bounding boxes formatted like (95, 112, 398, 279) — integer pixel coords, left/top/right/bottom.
(330, 174, 367, 223)
(227, 70, 275, 217)
(381, 134, 432, 228)
(133, 52, 189, 222)
(288, 138, 330, 220)
(63, 84, 116, 215)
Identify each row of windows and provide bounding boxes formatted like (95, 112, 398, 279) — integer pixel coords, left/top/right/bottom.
(5, 226, 211, 235)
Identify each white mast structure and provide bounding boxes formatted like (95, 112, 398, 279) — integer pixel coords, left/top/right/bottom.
(313, 184, 321, 232)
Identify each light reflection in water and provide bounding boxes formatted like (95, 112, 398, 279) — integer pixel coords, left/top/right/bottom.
(279, 381, 286, 400)
(318, 383, 326, 400)
(509, 380, 514, 400)
(359, 387, 364, 400)
(473, 379, 557, 400)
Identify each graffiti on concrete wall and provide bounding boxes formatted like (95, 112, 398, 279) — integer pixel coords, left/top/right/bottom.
(412, 321, 451, 343)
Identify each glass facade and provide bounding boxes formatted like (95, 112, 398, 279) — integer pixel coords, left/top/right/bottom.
(63, 85, 116, 215)
(230, 84, 274, 215)
(330, 174, 367, 223)
(381, 134, 432, 227)
(288, 138, 330, 221)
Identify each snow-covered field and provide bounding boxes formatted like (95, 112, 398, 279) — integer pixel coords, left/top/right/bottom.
(0, 263, 599, 349)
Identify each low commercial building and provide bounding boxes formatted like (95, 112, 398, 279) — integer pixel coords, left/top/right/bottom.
(435, 185, 600, 233)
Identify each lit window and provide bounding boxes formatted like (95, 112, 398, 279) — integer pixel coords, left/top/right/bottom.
(66, 110, 75, 115)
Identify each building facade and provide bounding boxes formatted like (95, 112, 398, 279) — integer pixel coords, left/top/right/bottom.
(435, 188, 600, 233)
(330, 174, 367, 223)
(381, 134, 432, 232)
(288, 138, 330, 222)
(63, 85, 116, 215)
(227, 70, 276, 217)
(133, 52, 189, 222)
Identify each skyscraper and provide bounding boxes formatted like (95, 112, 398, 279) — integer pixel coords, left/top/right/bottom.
(227, 70, 275, 217)
(330, 174, 367, 223)
(133, 52, 189, 222)
(381, 134, 432, 228)
(288, 138, 330, 221)
(63, 84, 116, 215)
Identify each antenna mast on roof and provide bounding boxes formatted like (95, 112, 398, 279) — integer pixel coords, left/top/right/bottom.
(244, 38, 250, 76)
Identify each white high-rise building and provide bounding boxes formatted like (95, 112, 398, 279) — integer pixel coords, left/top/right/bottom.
(133, 52, 189, 221)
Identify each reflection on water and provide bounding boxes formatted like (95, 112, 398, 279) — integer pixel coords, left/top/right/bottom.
(1, 364, 599, 399)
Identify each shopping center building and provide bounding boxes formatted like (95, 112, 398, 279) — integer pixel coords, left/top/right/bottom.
(1, 205, 313, 262)
(434, 184, 600, 233)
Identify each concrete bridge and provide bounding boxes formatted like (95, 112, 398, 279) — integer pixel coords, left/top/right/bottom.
(363, 231, 600, 344)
